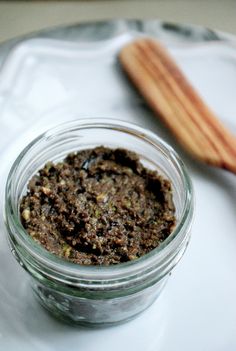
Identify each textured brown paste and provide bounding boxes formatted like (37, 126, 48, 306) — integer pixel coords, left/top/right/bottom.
(20, 147, 176, 265)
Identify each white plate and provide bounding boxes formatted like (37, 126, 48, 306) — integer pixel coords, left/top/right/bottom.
(0, 20, 236, 351)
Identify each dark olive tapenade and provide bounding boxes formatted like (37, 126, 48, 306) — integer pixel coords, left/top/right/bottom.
(20, 147, 176, 265)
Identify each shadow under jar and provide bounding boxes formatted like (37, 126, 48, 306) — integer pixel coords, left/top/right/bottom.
(5, 119, 194, 327)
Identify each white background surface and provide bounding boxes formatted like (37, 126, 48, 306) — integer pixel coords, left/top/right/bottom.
(0, 1, 236, 43)
(0, 26, 236, 351)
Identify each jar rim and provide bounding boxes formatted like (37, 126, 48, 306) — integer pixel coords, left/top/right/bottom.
(5, 118, 194, 282)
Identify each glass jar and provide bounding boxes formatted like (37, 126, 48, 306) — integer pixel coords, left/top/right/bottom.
(4, 119, 194, 327)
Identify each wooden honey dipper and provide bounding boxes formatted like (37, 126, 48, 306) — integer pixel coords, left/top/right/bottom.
(119, 38, 236, 174)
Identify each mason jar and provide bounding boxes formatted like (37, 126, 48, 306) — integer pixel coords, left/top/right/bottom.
(4, 119, 194, 327)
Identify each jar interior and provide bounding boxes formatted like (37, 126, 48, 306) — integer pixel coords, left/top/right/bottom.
(12, 123, 186, 227)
